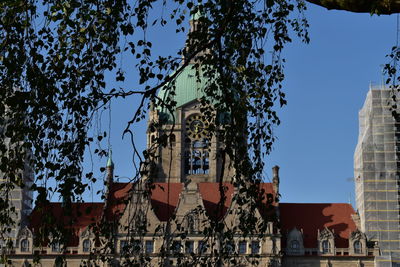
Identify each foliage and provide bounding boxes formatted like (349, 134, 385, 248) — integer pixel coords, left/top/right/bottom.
(305, 0, 400, 14)
(0, 0, 309, 265)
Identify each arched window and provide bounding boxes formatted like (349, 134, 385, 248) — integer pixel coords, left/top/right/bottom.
(20, 239, 29, 252)
(354, 240, 362, 254)
(322, 240, 330, 254)
(184, 138, 209, 175)
(290, 240, 300, 250)
(51, 242, 61, 253)
(83, 239, 91, 252)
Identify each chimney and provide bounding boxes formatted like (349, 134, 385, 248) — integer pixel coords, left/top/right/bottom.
(272, 165, 279, 185)
(272, 165, 280, 199)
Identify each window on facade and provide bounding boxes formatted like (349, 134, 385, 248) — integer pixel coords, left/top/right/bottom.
(184, 139, 209, 175)
(226, 241, 235, 254)
(120, 240, 128, 253)
(198, 241, 207, 254)
(20, 239, 29, 252)
(322, 240, 330, 254)
(51, 242, 61, 253)
(290, 240, 300, 250)
(133, 240, 142, 253)
(145, 240, 154, 254)
(172, 241, 182, 253)
(238, 241, 247, 254)
(185, 241, 194, 254)
(354, 240, 362, 254)
(83, 239, 91, 252)
(251, 241, 260, 254)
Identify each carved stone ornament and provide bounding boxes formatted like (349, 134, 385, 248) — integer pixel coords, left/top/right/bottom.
(80, 226, 92, 238)
(17, 226, 32, 239)
(319, 227, 334, 240)
(350, 229, 365, 241)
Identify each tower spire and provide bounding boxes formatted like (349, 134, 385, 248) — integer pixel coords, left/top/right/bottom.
(185, 7, 207, 63)
(106, 149, 114, 185)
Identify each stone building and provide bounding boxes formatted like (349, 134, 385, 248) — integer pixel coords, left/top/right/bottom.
(4, 13, 380, 267)
(280, 203, 378, 266)
(0, 132, 34, 249)
(6, 65, 379, 266)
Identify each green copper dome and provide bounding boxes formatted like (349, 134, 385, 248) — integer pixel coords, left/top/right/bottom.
(157, 65, 209, 122)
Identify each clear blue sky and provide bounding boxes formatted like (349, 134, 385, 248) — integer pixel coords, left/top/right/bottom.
(81, 4, 397, 207)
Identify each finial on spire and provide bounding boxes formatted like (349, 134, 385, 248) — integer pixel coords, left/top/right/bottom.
(190, 8, 203, 22)
(107, 149, 114, 168)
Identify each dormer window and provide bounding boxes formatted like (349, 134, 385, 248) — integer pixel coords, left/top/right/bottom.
(318, 228, 334, 255)
(51, 242, 61, 253)
(20, 239, 29, 252)
(83, 239, 91, 253)
(286, 228, 304, 255)
(17, 226, 33, 253)
(290, 240, 300, 250)
(322, 240, 330, 254)
(349, 229, 367, 255)
(354, 240, 362, 254)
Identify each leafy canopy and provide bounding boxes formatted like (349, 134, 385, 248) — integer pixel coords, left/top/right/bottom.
(0, 0, 309, 264)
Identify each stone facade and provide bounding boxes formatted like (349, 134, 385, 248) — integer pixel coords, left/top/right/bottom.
(6, 86, 378, 266)
(2, 15, 383, 267)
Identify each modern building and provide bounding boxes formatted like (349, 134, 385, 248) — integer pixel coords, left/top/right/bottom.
(355, 87, 400, 266)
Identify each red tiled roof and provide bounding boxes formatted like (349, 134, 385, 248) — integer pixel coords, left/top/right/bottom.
(198, 183, 276, 221)
(150, 183, 183, 221)
(256, 183, 277, 220)
(279, 203, 357, 249)
(198, 183, 234, 220)
(28, 182, 276, 247)
(105, 182, 133, 220)
(29, 202, 104, 246)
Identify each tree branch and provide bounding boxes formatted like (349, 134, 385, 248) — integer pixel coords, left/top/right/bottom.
(306, 0, 400, 14)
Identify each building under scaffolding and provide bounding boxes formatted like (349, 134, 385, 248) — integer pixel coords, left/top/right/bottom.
(355, 87, 400, 266)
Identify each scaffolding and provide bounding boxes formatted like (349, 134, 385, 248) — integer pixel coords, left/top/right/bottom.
(355, 88, 400, 267)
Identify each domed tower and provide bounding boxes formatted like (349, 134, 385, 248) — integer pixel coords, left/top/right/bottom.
(146, 14, 233, 184)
